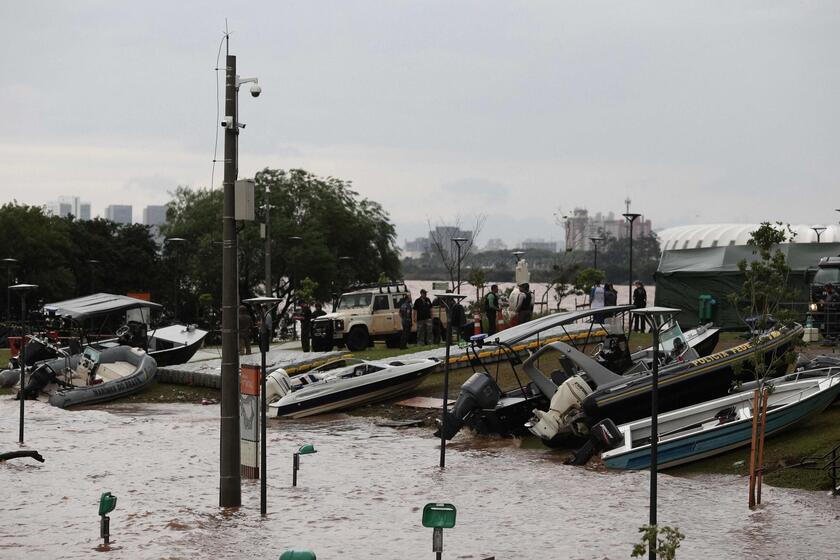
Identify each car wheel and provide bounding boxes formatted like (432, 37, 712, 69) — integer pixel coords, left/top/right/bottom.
(345, 327, 369, 352)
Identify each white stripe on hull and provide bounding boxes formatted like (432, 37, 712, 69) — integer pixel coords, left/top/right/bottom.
(275, 377, 425, 419)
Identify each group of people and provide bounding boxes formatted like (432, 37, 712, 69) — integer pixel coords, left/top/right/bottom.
(397, 289, 467, 349)
(236, 300, 327, 355)
(590, 279, 648, 332)
(483, 282, 534, 335)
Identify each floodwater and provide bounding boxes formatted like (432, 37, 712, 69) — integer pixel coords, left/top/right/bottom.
(1, 400, 837, 560)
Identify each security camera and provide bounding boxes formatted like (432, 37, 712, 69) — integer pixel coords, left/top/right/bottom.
(250, 83, 261, 98)
(221, 116, 234, 129)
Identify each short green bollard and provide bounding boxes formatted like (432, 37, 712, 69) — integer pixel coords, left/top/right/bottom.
(422, 503, 456, 559)
(279, 550, 316, 560)
(98, 492, 117, 545)
(292, 444, 317, 487)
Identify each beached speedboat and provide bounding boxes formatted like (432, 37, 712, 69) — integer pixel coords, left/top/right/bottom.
(599, 368, 840, 470)
(16, 343, 157, 408)
(526, 310, 803, 446)
(437, 306, 720, 440)
(266, 357, 438, 418)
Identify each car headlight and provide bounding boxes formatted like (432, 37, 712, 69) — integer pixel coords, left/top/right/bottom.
(334, 319, 344, 331)
(809, 303, 818, 311)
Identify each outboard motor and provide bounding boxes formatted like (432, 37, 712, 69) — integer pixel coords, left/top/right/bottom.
(526, 375, 592, 442)
(565, 418, 623, 465)
(265, 368, 293, 403)
(435, 371, 501, 440)
(18, 363, 57, 400)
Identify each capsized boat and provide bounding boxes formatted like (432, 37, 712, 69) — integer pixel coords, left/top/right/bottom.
(16, 342, 157, 408)
(526, 309, 803, 446)
(599, 368, 840, 470)
(266, 357, 438, 418)
(438, 306, 720, 440)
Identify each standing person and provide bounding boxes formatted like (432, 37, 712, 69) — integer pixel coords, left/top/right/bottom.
(238, 305, 253, 355)
(632, 281, 648, 332)
(298, 299, 313, 352)
(398, 294, 413, 349)
(484, 284, 500, 335)
(508, 284, 523, 327)
(517, 283, 533, 325)
(413, 289, 433, 346)
(312, 301, 326, 320)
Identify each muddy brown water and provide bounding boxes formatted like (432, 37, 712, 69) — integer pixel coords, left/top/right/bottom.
(1, 400, 837, 559)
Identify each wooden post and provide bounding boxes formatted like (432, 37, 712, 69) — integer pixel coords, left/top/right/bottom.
(748, 388, 760, 508)
(756, 386, 770, 505)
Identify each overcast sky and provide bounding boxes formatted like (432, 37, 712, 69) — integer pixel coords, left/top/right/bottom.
(2, 1, 839, 247)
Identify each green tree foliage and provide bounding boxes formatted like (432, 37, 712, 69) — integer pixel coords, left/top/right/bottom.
(0, 203, 164, 317)
(163, 168, 402, 319)
(632, 525, 685, 560)
(574, 267, 606, 302)
(597, 232, 661, 285)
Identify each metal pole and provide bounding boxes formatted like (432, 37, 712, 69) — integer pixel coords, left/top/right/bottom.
(220, 52, 241, 508)
(265, 185, 271, 297)
(5, 266, 10, 321)
(439, 310, 453, 468)
(628, 222, 634, 306)
(260, 314, 268, 516)
(594, 242, 598, 269)
(649, 317, 659, 560)
(456, 245, 462, 295)
(18, 293, 27, 443)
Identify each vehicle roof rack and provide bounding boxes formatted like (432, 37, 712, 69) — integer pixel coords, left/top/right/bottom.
(346, 281, 409, 294)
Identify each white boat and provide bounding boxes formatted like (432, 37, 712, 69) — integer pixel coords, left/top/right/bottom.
(599, 368, 840, 470)
(266, 357, 438, 418)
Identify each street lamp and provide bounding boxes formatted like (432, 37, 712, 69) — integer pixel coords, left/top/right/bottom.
(10, 283, 38, 444)
(241, 295, 283, 517)
(633, 307, 678, 560)
(3, 257, 18, 322)
(434, 291, 467, 469)
(451, 237, 468, 294)
(220, 42, 262, 509)
(622, 213, 642, 306)
(812, 226, 827, 243)
(165, 238, 186, 320)
(588, 237, 604, 269)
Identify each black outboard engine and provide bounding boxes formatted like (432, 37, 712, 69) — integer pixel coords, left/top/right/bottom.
(18, 363, 57, 400)
(435, 371, 501, 440)
(565, 418, 623, 466)
(24, 338, 56, 366)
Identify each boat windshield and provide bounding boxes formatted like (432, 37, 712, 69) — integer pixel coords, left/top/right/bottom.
(659, 322, 688, 357)
(336, 292, 373, 310)
(315, 358, 364, 372)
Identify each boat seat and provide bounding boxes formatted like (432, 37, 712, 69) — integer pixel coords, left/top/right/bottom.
(96, 361, 136, 381)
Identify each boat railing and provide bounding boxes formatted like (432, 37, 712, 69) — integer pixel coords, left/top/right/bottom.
(799, 441, 840, 497)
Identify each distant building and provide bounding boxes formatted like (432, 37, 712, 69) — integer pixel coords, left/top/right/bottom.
(45, 196, 91, 220)
(404, 237, 431, 257)
(564, 205, 652, 251)
(404, 226, 475, 259)
(142, 205, 167, 226)
(105, 204, 133, 225)
(483, 238, 507, 252)
(521, 238, 557, 252)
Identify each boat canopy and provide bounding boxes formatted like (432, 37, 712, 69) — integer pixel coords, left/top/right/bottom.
(43, 293, 163, 321)
(489, 305, 635, 346)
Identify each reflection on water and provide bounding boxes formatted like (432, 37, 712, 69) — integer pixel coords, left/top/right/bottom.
(1, 400, 837, 559)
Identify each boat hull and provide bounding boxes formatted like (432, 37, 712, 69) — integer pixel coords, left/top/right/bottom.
(604, 374, 840, 470)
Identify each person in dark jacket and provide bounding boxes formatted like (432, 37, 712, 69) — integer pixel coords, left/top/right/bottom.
(516, 283, 534, 325)
(298, 300, 313, 352)
(398, 295, 413, 349)
(238, 305, 253, 355)
(632, 281, 648, 332)
(484, 284, 500, 335)
(604, 283, 617, 307)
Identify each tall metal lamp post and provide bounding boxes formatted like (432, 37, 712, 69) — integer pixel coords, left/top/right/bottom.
(435, 292, 467, 469)
(451, 237, 468, 294)
(241, 296, 283, 516)
(588, 237, 604, 269)
(86, 259, 100, 295)
(11, 283, 38, 443)
(622, 213, 641, 305)
(633, 306, 678, 560)
(263, 186, 272, 296)
(3, 257, 18, 321)
(220, 39, 262, 508)
(812, 226, 827, 243)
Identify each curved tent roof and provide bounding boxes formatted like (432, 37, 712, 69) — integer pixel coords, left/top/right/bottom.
(44, 293, 162, 321)
(658, 224, 840, 252)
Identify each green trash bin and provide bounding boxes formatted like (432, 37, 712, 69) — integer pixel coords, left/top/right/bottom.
(279, 551, 316, 560)
(698, 294, 716, 323)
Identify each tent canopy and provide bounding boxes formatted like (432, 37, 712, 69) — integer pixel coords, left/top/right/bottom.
(44, 293, 163, 321)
